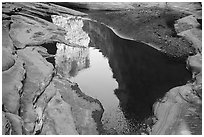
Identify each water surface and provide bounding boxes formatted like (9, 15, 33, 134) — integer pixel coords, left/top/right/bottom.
(66, 20, 191, 134)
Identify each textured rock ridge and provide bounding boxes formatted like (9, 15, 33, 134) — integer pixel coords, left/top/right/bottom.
(2, 2, 103, 135)
(151, 11, 202, 135)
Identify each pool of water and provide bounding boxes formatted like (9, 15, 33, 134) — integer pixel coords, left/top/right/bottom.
(56, 20, 192, 134)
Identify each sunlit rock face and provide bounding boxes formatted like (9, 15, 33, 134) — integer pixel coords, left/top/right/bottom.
(51, 15, 90, 47)
(52, 15, 91, 78)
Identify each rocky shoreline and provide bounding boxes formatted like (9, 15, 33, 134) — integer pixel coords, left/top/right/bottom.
(150, 12, 202, 135)
(66, 2, 202, 134)
(2, 2, 103, 135)
(2, 2, 202, 135)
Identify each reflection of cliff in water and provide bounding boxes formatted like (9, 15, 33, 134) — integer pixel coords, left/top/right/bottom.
(55, 43, 90, 78)
(83, 20, 192, 123)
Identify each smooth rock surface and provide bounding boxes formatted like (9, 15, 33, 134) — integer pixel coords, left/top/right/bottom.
(17, 47, 54, 134)
(2, 112, 9, 135)
(53, 77, 103, 134)
(2, 56, 25, 114)
(187, 53, 202, 76)
(178, 28, 202, 52)
(2, 48, 15, 71)
(42, 91, 78, 135)
(2, 22, 15, 52)
(9, 15, 67, 49)
(174, 15, 201, 33)
(151, 85, 200, 134)
(5, 113, 23, 135)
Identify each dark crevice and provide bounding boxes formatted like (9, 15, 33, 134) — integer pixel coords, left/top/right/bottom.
(197, 19, 202, 29)
(32, 72, 55, 106)
(45, 57, 56, 67)
(165, 16, 180, 37)
(40, 42, 57, 67)
(18, 63, 27, 117)
(33, 72, 55, 106)
(40, 42, 57, 55)
(20, 9, 53, 22)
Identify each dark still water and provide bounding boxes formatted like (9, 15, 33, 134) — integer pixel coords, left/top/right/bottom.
(68, 20, 191, 134)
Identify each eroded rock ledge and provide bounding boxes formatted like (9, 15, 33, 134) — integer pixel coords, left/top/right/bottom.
(150, 12, 202, 135)
(2, 2, 103, 135)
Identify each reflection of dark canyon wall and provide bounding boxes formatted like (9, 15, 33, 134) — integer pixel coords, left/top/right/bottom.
(83, 20, 192, 122)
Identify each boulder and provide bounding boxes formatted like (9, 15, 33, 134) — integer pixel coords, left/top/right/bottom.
(174, 15, 200, 33)
(2, 56, 25, 114)
(187, 53, 202, 76)
(2, 112, 10, 135)
(9, 15, 68, 49)
(151, 85, 200, 134)
(17, 47, 54, 134)
(178, 28, 202, 52)
(2, 48, 15, 71)
(52, 77, 103, 134)
(41, 91, 78, 135)
(5, 113, 23, 135)
(2, 21, 15, 52)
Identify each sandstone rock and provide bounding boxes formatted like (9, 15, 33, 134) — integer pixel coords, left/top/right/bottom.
(195, 72, 202, 86)
(33, 75, 103, 135)
(187, 53, 202, 76)
(52, 77, 102, 134)
(33, 82, 57, 134)
(178, 28, 202, 52)
(5, 113, 23, 135)
(17, 47, 54, 134)
(2, 21, 15, 53)
(174, 15, 200, 33)
(151, 84, 201, 135)
(60, 2, 135, 10)
(2, 56, 25, 114)
(2, 112, 10, 135)
(17, 2, 87, 16)
(2, 48, 15, 71)
(9, 14, 68, 49)
(42, 91, 79, 135)
(2, 112, 24, 135)
(152, 85, 190, 134)
(35, 82, 57, 111)
(2, 13, 10, 19)
(58, 2, 201, 13)
(167, 2, 201, 15)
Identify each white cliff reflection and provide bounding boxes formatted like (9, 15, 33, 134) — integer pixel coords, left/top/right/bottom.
(55, 43, 90, 78)
(51, 15, 90, 47)
(52, 15, 91, 78)
(51, 14, 191, 134)
(51, 15, 130, 134)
